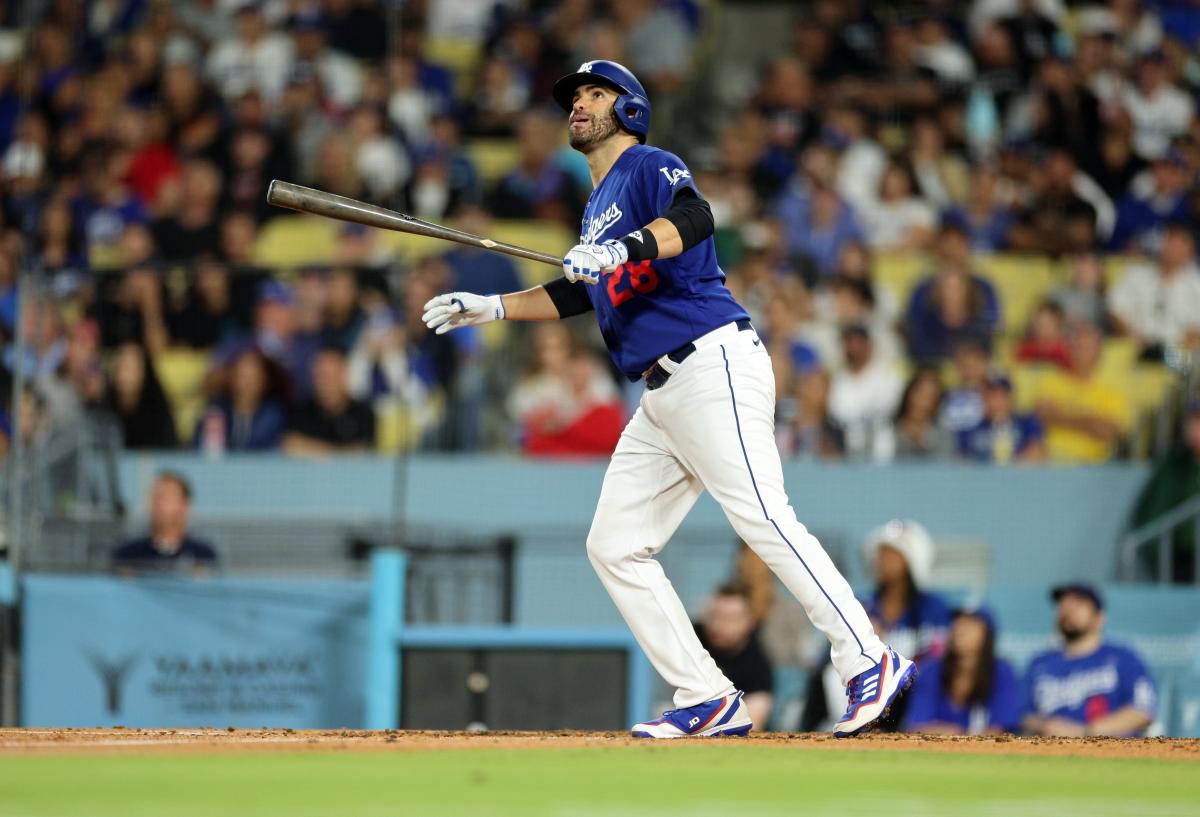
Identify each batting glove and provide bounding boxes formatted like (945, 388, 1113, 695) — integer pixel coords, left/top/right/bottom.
(562, 240, 629, 285)
(422, 292, 506, 335)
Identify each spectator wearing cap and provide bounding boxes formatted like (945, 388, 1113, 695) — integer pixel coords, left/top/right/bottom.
(828, 324, 904, 462)
(1121, 52, 1194, 162)
(904, 223, 1000, 364)
(205, 1, 294, 104)
(1035, 320, 1131, 463)
(1107, 223, 1200, 360)
(1022, 583, 1157, 737)
(905, 608, 1021, 735)
(1107, 152, 1192, 252)
(958, 374, 1046, 464)
(290, 8, 362, 111)
(693, 582, 775, 730)
(283, 344, 376, 455)
(1128, 401, 1200, 582)
(112, 472, 217, 573)
(861, 520, 952, 667)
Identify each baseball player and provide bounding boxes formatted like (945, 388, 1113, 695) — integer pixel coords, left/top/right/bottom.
(423, 61, 915, 738)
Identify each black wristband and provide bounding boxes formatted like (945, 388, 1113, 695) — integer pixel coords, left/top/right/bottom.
(620, 229, 659, 263)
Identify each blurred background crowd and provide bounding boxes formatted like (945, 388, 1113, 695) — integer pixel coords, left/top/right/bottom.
(1, 0, 1199, 465)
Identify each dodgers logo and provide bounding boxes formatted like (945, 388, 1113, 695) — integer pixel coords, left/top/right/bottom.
(580, 61, 594, 73)
(659, 167, 692, 187)
(581, 201, 623, 244)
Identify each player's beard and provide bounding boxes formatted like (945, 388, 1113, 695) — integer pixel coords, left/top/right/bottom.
(569, 106, 621, 150)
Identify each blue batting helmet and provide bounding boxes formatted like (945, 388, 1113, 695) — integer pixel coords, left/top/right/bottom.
(552, 60, 651, 143)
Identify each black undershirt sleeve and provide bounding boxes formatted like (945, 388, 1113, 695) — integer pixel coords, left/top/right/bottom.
(542, 276, 595, 318)
(662, 186, 715, 253)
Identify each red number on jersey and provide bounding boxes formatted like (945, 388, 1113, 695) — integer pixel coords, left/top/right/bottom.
(605, 260, 660, 306)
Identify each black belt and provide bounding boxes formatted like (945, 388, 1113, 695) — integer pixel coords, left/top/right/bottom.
(644, 319, 753, 390)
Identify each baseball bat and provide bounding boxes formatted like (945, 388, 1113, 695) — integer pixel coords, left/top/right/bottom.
(266, 180, 562, 268)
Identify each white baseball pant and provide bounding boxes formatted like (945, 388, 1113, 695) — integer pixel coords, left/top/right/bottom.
(586, 321, 885, 708)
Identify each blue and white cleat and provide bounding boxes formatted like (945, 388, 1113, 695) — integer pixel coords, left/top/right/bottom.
(833, 646, 917, 738)
(631, 691, 753, 739)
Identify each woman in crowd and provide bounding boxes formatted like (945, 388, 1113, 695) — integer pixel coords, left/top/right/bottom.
(863, 519, 952, 665)
(905, 608, 1021, 735)
(104, 341, 178, 449)
(192, 345, 286, 452)
(893, 368, 955, 460)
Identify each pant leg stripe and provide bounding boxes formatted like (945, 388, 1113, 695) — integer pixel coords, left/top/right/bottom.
(719, 344, 868, 660)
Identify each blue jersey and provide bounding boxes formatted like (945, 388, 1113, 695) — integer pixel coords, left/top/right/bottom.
(957, 415, 1044, 463)
(1022, 643, 1157, 734)
(904, 656, 1022, 734)
(578, 145, 748, 380)
(865, 590, 952, 664)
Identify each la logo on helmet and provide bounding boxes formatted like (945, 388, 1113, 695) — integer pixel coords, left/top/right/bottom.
(579, 62, 594, 72)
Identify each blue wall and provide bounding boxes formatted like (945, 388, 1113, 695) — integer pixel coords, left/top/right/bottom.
(119, 455, 1151, 627)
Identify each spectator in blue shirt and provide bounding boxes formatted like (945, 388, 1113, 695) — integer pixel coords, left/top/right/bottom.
(1022, 583, 1157, 737)
(942, 165, 1015, 252)
(905, 608, 1022, 735)
(774, 182, 864, 282)
(905, 222, 1001, 363)
(192, 346, 286, 452)
(1108, 152, 1192, 253)
(939, 338, 991, 434)
(112, 472, 217, 573)
(957, 374, 1046, 464)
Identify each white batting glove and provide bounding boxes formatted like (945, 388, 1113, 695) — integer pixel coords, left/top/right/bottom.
(422, 292, 506, 335)
(562, 240, 628, 285)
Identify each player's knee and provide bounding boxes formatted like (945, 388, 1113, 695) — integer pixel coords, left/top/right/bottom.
(585, 527, 626, 571)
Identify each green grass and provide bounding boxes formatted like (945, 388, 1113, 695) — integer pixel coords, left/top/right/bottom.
(0, 745, 1193, 817)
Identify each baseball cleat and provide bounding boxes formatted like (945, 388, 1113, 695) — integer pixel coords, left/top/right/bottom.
(631, 691, 753, 738)
(833, 646, 917, 738)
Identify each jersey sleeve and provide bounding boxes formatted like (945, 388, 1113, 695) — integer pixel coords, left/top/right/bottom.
(1020, 656, 1043, 719)
(1115, 647, 1158, 717)
(644, 150, 700, 215)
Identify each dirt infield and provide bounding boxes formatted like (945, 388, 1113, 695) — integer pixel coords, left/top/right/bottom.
(1, 728, 1196, 760)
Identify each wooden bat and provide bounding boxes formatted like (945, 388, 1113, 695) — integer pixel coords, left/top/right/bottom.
(266, 180, 562, 268)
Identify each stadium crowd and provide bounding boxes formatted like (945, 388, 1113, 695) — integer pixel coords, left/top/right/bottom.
(0, 0, 1198, 463)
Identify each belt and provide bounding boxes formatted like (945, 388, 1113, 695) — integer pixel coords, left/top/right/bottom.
(644, 318, 753, 391)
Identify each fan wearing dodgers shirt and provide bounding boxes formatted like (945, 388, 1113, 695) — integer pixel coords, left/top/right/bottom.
(1022, 583, 1156, 737)
(422, 60, 915, 738)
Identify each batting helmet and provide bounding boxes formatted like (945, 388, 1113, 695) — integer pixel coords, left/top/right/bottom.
(552, 60, 651, 143)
